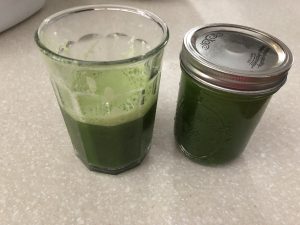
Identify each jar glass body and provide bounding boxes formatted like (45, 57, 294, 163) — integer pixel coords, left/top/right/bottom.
(174, 70, 272, 164)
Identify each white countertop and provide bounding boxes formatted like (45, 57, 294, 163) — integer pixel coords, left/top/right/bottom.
(1, 0, 299, 224)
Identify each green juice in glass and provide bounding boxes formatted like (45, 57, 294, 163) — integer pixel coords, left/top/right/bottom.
(50, 64, 160, 174)
(61, 103, 157, 173)
(35, 5, 169, 174)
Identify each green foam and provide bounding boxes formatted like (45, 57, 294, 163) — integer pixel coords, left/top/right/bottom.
(49, 62, 159, 126)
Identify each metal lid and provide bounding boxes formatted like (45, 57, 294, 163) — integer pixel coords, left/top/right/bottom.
(180, 23, 293, 94)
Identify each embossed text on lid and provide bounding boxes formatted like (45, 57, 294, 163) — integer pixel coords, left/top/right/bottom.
(194, 31, 279, 72)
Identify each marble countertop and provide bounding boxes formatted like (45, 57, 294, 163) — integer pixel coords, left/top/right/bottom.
(1, 0, 299, 224)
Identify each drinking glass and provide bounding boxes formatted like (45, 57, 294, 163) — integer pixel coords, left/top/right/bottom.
(35, 5, 169, 174)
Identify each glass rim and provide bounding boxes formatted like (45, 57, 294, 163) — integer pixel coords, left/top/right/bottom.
(34, 4, 169, 66)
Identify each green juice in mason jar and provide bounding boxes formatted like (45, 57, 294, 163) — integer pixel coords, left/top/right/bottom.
(175, 24, 293, 164)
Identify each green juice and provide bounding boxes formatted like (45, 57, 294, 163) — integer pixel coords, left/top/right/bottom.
(49, 63, 160, 174)
(61, 102, 156, 174)
(175, 24, 293, 165)
(175, 72, 271, 164)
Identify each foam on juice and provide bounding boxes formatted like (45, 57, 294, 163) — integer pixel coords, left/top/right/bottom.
(47, 32, 160, 126)
(50, 64, 159, 126)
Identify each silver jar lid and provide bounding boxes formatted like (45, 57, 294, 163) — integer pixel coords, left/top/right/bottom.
(180, 23, 293, 94)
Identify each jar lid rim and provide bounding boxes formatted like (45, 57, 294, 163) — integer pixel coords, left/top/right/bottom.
(181, 23, 293, 93)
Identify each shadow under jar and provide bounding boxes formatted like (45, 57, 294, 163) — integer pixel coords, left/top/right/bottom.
(35, 5, 169, 174)
(175, 24, 293, 164)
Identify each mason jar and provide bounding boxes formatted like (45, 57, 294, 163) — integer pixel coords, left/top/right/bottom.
(174, 24, 293, 164)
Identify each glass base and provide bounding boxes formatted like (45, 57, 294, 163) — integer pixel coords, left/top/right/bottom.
(177, 142, 242, 166)
(75, 146, 150, 175)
